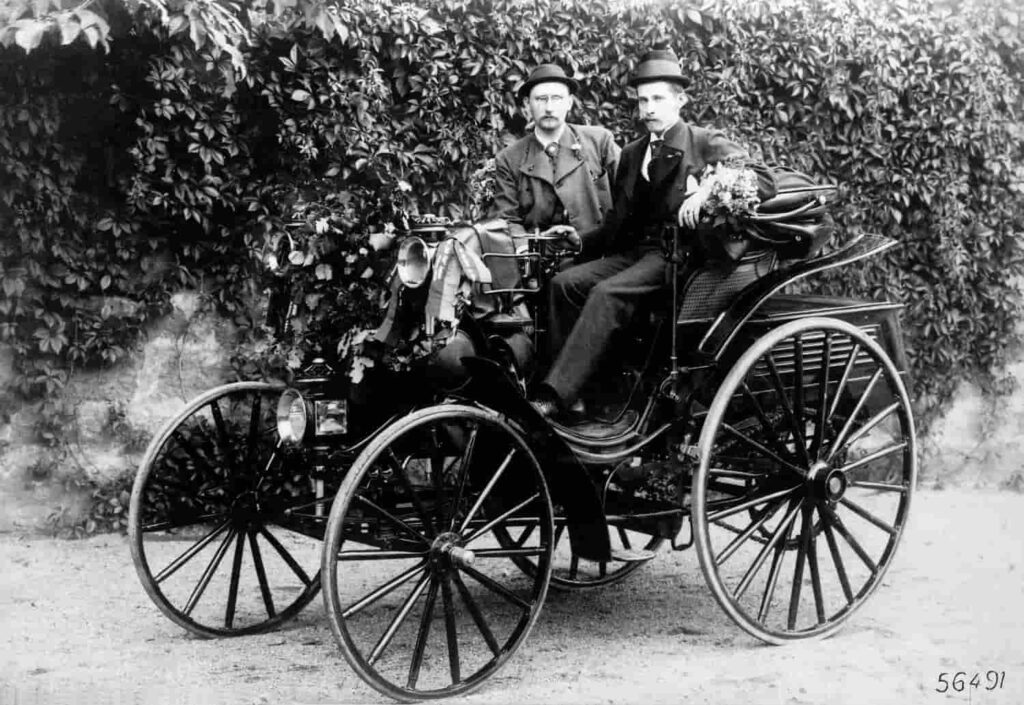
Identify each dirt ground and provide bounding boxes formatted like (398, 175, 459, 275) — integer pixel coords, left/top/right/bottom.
(1, 487, 1022, 705)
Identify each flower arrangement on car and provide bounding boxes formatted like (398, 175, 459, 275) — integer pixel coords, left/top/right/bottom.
(693, 159, 765, 261)
(698, 160, 763, 225)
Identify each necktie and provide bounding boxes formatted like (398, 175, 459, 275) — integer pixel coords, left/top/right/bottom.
(544, 142, 560, 161)
(642, 138, 663, 181)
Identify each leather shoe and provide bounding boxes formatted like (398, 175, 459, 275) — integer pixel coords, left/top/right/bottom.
(530, 398, 560, 419)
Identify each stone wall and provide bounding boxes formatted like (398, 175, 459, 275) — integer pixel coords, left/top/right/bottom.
(0, 291, 237, 532)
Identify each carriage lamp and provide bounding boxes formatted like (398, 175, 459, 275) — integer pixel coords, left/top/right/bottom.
(276, 388, 308, 444)
(314, 399, 348, 436)
(396, 236, 432, 288)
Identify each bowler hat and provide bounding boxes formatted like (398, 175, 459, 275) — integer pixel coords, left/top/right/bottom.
(628, 49, 687, 87)
(518, 63, 579, 99)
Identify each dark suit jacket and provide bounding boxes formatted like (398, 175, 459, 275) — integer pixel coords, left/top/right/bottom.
(601, 120, 775, 253)
(491, 124, 620, 257)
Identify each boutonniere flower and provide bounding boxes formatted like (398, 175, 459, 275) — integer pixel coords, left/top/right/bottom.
(570, 142, 583, 159)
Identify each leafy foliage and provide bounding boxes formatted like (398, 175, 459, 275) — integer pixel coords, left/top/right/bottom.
(1, 0, 1023, 480)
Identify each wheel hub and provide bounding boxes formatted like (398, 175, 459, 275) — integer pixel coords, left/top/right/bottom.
(806, 461, 847, 502)
(431, 532, 475, 568)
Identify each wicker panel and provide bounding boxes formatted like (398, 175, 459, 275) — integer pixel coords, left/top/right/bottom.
(676, 251, 777, 322)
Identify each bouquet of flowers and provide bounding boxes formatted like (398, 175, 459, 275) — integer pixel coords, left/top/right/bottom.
(693, 160, 763, 261)
(698, 160, 762, 226)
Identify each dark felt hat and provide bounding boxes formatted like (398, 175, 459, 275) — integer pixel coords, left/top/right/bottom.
(518, 63, 579, 99)
(628, 48, 686, 87)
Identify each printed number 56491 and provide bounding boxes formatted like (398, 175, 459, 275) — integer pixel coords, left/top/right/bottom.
(936, 671, 1006, 693)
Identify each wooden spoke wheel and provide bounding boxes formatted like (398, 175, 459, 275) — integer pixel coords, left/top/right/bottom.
(129, 382, 324, 637)
(321, 404, 554, 701)
(493, 519, 663, 590)
(693, 318, 916, 643)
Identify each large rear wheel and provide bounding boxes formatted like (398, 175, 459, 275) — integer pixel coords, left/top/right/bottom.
(693, 318, 916, 643)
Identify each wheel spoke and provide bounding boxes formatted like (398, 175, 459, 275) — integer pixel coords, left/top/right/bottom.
(787, 506, 813, 629)
(388, 450, 436, 538)
(406, 573, 440, 689)
(765, 352, 811, 466)
(709, 467, 764, 480)
(208, 400, 236, 473)
(245, 394, 262, 471)
(336, 549, 431, 561)
(143, 511, 228, 534)
(356, 495, 431, 545)
(721, 423, 806, 475)
(248, 530, 276, 618)
(812, 332, 833, 456)
(343, 561, 428, 619)
(822, 520, 854, 604)
(184, 527, 236, 616)
(471, 547, 548, 558)
(451, 571, 500, 656)
(258, 526, 313, 586)
(459, 563, 531, 611)
(756, 520, 791, 623)
(807, 515, 826, 625)
(224, 531, 245, 628)
(848, 480, 908, 493)
(458, 449, 516, 534)
(153, 519, 231, 583)
(715, 498, 789, 566)
(829, 402, 900, 461)
(820, 503, 877, 574)
(826, 341, 862, 420)
(826, 368, 882, 461)
(440, 573, 461, 685)
(708, 485, 800, 524)
(447, 424, 478, 532)
(463, 492, 541, 544)
(838, 497, 898, 536)
(367, 571, 431, 667)
(838, 442, 908, 474)
(792, 334, 806, 453)
(734, 499, 803, 600)
(740, 382, 798, 462)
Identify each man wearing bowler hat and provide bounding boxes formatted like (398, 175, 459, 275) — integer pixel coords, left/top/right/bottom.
(532, 48, 776, 419)
(490, 63, 620, 259)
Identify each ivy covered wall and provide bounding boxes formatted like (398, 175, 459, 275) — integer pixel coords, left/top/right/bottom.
(1, 0, 1023, 530)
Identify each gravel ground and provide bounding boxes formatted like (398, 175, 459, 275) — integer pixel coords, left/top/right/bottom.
(1, 487, 1022, 705)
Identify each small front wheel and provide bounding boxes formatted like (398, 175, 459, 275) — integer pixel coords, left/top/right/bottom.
(693, 318, 916, 643)
(128, 382, 323, 637)
(322, 404, 554, 700)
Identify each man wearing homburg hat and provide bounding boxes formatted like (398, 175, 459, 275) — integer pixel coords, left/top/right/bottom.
(532, 48, 776, 419)
(490, 63, 621, 258)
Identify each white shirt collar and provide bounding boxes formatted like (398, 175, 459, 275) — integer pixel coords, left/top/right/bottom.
(534, 125, 566, 148)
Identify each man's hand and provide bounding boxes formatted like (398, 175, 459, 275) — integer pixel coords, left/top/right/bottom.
(540, 224, 581, 251)
(677, 188, 709, 230)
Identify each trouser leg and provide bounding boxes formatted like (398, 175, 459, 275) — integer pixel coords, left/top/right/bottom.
(547, 253, 637, 360)
(544, 250, 667, 406)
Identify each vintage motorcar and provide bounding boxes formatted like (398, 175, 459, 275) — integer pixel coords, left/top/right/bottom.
(128, 176, 916, 701)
